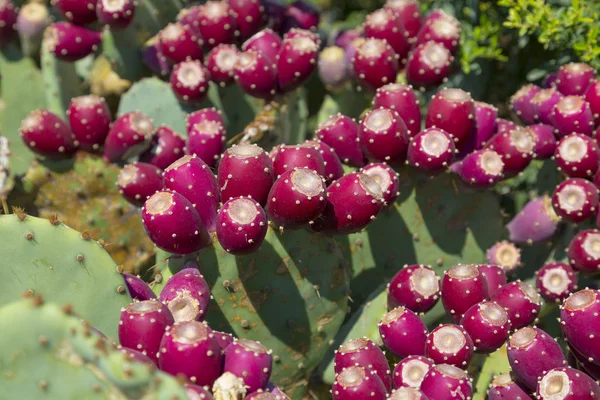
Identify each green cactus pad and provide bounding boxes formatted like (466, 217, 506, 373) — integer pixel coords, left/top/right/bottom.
(0, 213, 131, 338)
(152, 228, 349, 393)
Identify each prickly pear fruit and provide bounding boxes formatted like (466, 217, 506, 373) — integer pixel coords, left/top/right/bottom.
(473, 101, 498, 150)
(43, 21, 101, 62)
(20, 109, 77, 159)
(387, 264, 440, 313)
(187, 108, 225, 130)
(228, 0, 264, 40)
(304, 140, 344, 185)
(224, 339, 273, 393)
(359, 107, 410, 164)
(352, 38, 399, 90)
(456, 149, 505, 188)
(234, 50, 278, 99)
(361, 162, 400, 207)
(272, 144, 326, 178)
(425, 324, 474, 368)
(551, 95, 595, 137)
(507, 195, 560, 243)
(425, 88, 475, 150)
(283, 0, 320, 32)
(511, 84, 541, 125)
(185, 384, 214, 400)
(170, 60, 211, 104)
(334, 337, 392, 391)
(408, 128, 455, 173)
(392, 355, 434, 389)
(196, 1, 236, 48)
(555, 133, 600, 178)
(493, 281, 541, 329)
(139, 126, 186, 170)
(567, 230, 600, 275)
(420, 364, 473, 400)
(205, 44, 239, 86)
(51, 0, 97, 25)
(277, 30, 319, 92)
(123, 273, 157, 301)
(216, 197, 268, 255)
(478, 264, 507, 298)
(441, 264, 489, 323)
(364, 8, 410, 63)
(67, 95, 111, 152)
(584, 80, 600, 126)
(485, 127, 535, 177)
(530, 123, 557, 159)
(552, 178, 598, 223)
(415, 12, 461, 54)
(385, 0, 422, 41)
(96, 0, 136, 30)
(117, 162, 163, 206)
(0, 0, 18, 47)
(316, 113, 365, 167)
(405, 41, 453, 89)
(535, 262, 577, 303)
(318, 46, 351, 89)
(560, 289, 600, 363)
(378, 306, 428, 358)
(373, 83, 421, 137)
(103, 111, 154, 163)
(555, 62, 596, 96)
(331, 366, 387, 400)
(159, 264, 211, 322)
(532, 88, 564, 125)
(537, 367, 600, 400)
(460, 301, 510, 353)
(242, 28, 282, 63)
(486, 241, 521, 273)
(487, 372, 533, 400)
(159, 22, 204, 64)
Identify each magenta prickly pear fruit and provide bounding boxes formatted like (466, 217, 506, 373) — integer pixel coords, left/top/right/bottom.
(584, 80, 600, 126)
(488, 372, 533, 400)
(242, 28, 282, 63)
(567, 230, 600, 275)
(141, 190, 211, 254)
(139, 126, 186, 170)
(352, 38, 399, 90)
(359, 107, 410, 164)
(405, 41, 453, 89)
(388, 387, 428, 400)
(159, 23, 204, 64)
(218, 144, 274, 206)
(187, 108, 225, 130)
(441, 264, 489, 323)
(185, 384, 214, 400)
(103, 111, 154, 163)
(492, 281, 541, 329)
(420, 364, 473, 400)
(205, 44, 239, 87)
(364, 8, 410, 63)
(387, 264, 440, 313)
(266, 383, 291, 399)
(96, 0, 135, 30)
(0, 0, 17, 47)
(272, 144, 326, 178)
(234, 49, 278, 99)
(197, 1, 236, 49)
(425, 324, 474, 368)
(334, 338, 392, 392)
(142, 36, 172, 77)
(20, 109, 77, 159)
(555, 62, 596, 96)
(496, 118, 518, 135)
(228, 0, 264, 40)
(123, 273, 157, 301)
(176, 5, 201, 31)
(456, 149, 505, 188)
(214, 330, 235, 350)
(554, 133, 600, 178)
(530, 123, 557, 159)
(373, 83, 421, 137)
(186, 121, 226, 169)
(415, 13, 461, 54)
(460, 301, 510, 353)
(472, 102, 498, 150)
(170, 60, 211, 105)
(216, 197, 268, 255)
(158, 320, 222, 385)
(67, 95, 111, 152)
(532, 88, 564, 125)
(543, 72, 559, 88)
(224, 339, 273, 393)
(535, 262, 577, 303)
(507, 326, 567, 390)
(478, 264, 507, 298)
(43, 22, 101, 62)
(119, 347, 156, 367)
(304, 140, 344, 185)
(266, 168, 327, 229)
(408, 128, 456, 173)
(334, 28, 362, 52)
(560, 289, 600, 363)
(118, 299, 175, 364)
(316, 114, 365, 167)
(277, 30, 319, 92)
(16, 3, 50, 52)
(163, 155, 220, 232)
(318, 46, 351, 89)
(507, 195, 560, 244)
(425, 88, 475, 150)
(361, 162, 400, 207)
(385, 0, 422, 41)
(378, 306, 428, 358)
(511, 84, 541, 125)
(487, 241, 521, 273)
(551, 96, 595, 137)
(392, 355, 434, 389)
(51, 0, 97, 25)
(117, 162, 163, 207)
(485, 127, 535, 177)
(331, 366, 387, 400)
(159, 264, 211, 322)
(537, 367, 600, 400)
(552, 178, 598, 223)
(312, 171, 384, 235)
(282, 0, 319, 32)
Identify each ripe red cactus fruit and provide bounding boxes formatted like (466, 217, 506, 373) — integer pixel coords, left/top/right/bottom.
(425, 88, 475, 151)
(0, 0, 18, 47)
(218, 144, 274, 206)
(186, 120, 226, 169)
(560, 289, 600, 364)
(266, 168, 327, 230)
(554, 133, 600, 178)
(496, 118, 518, 135)
(567, 230, 600, 275)
(456, 149, 505, 188)
(352, 38, 399, 90)
(304, 140, 344, 185)
(552, 178, 598, 223)
(378, 306, 428, 358)
(530, 123, 557, 159)
(537, 367, 600, 400)
(334, 337, 392, 392)
(486, 241, 521, 273)
(185, 385, 214, 400)
(158, 264, 211, 323)
(197, 1, 237, 49)
(492, 281, 541, 330)
(425, 324, 474, 368)
(117, 162, 163, 207)
(359, 108, 410, 164)
(103, 111, 154, 163)
(405, 41, 453, 89)
(271, 144, 325, 179)
(311, 171, 385, 235)
(570, 344, 600, 382)
(43, 22, 101, 62)
(20, 109, 77, 159)
(96, 0, 135, 30)
(158, 320, 222, 386)
(224, 339, 273, 393)
(485, 127, 535, 177)
(216, 197, 268, 255)
(478, 264, 507, 299)
(187, 108, 225, 130)
(415, 12, 461, 54)
(159, 22, 204, 64)
(361, 163, 400, 207)
(205, 44, 239, 87)
(163, 155, 220, 232)
(584, 80, 600, 126)
(507, 195, 560, 244)
(315, 113, 365, 167)
(318, 46, 351, 89)
(531, 87, 564, 125)
(373, 83, 421, 137)
(460, 301, 510, 354)
(388, 387, 428, 400)
(142, 36, 172, 77)
(441, 264, 489, 323)
(228, 0, 265, 40)
(420, 364, 473, 400)
(473, 102, 498, 150)
(392, 355, 434, 389)
(118, 299, 175, 365)
(170, 60, 211, 104)
(123, 273, 157, 301)
(234, 49, 278, 99)
(384, 0, 422, 42)
(408, 128, 456, 173)
(139, 126, 186, 170)
(555, 62, 596, 96)
(67, 95, 111, 152)
(388, 264, 440, 313)
(331, 366, 388, 400)
(242, 28, 283, 63)
(364, 8, 410, 63)
(283, 0, 320, 32)
(51, 0, 97, 25)
(141, 190, 211, 254)
(535, 262, 577, 303)
(510, 84, 541, 125)
(487, 372, 533, 400)
(507, 327, 568, 390)
(551, 96, 595, 137)
(277, 31, 319, 92)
